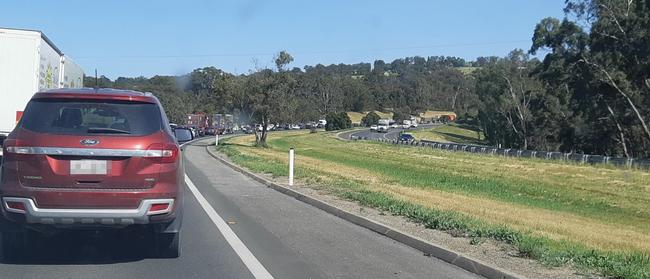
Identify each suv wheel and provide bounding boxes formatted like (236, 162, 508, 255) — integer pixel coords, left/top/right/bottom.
(155, 232, 180, 258)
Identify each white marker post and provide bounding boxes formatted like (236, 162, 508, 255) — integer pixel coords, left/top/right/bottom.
(288, 148, 295, 186)
(215, 133, 219, 146)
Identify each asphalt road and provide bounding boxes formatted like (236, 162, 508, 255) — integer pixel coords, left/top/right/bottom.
(340, 123, 438, 141)
(0, 138, 481, 279)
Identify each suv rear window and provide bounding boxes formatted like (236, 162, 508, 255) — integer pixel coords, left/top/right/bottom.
(20, 98, 163, 136)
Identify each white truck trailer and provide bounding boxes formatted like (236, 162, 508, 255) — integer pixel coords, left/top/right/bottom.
(0, 27, 84, 155)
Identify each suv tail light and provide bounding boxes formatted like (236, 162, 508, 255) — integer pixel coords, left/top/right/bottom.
(145, 143, 179, 164)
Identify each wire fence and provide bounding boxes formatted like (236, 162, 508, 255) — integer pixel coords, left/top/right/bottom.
(350, 136, 650, 169)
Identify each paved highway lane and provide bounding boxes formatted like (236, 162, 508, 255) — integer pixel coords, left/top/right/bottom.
(343, 123, 438, 141)
(0, 178, 255, 279)
(0, 138, 481, 279)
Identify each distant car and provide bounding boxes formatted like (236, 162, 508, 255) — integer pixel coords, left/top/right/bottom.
(390, 124, 399, 129)
(370, 125, 378, 132)
(402, 124, 410, 129)
(290, 124, 301, 130)
(399, 133, 415, 142)
(377, 124, 389, 133)
(410, 122, 418, 128)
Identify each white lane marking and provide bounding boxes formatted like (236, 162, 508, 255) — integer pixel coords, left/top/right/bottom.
(185, 175, 274, 279)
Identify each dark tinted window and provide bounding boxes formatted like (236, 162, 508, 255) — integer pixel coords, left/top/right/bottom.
(173, 128, 193, 143)
(20, 99, 162, 136)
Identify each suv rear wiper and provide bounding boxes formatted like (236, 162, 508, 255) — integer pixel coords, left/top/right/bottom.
(87, 127, 131, 134)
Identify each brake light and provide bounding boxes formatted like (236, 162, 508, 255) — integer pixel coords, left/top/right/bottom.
(145, 143, 179, 164)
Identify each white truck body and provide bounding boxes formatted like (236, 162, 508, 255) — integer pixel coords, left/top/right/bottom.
(409, 116, 418, 127)
(401, 120, 411, 129)
(62, 56, 84, 88)
(0, 28, 83, 138)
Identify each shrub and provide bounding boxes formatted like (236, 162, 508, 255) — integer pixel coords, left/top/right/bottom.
(361, 111, 380, 126)
(326, 112, 352, 131)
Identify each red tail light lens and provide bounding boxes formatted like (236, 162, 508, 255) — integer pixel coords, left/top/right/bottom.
(148, 203, 169, 214)
(5, 201, 27, 214)
(145, 143, 179, 164)
(147, 201, 173, 215)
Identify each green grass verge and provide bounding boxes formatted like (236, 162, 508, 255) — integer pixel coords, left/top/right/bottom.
(216, 133, 650, 279)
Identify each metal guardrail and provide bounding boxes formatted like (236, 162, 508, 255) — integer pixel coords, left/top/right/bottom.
(352, 136, 650, 169)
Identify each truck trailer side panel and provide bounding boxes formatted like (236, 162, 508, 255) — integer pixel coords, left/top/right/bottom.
(62, 56, 84, 88)
(38, 37, 62, 91)
(0, 29, 40, 134)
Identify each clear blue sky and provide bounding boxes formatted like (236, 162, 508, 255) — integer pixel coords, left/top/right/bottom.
(2, 0, 565, 79)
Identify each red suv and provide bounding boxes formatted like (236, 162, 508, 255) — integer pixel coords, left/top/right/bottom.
(0, 88, 183, 258)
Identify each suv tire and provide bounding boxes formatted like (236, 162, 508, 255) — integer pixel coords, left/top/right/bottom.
(155, 232, 180, 258)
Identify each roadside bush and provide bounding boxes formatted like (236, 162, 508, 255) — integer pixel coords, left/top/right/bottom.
(325, 112, 352, 131)
(392, 107, 411, 122)
(361, 111, 380, 127)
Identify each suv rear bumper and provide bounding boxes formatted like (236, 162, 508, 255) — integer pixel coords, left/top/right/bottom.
(2, 197, 174, 226)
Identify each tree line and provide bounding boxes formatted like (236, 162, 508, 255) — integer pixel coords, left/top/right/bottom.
(85, 53, 475, 146)
(474, 0, 649, 157)
(85, 0, 649, 157)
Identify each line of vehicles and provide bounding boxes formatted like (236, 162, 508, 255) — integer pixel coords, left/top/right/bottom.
(183, 113, 236, 137)
(369, 118, 418, 133)
(177, 113, 329, 137)
(242, 120, 327, 134)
